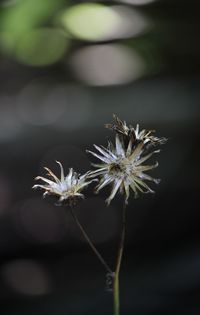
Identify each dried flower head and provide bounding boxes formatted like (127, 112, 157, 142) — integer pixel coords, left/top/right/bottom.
(134, 124, 167, 147)
(33, 161, 95, 205)
(105, 114, 132, 137)
(106, 114, 167, 147)
(87, 134, 162, 205)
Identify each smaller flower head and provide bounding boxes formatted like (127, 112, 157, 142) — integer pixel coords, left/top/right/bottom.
(87, 134, 161, 205)
(134, 124, 167, 147)
(105, 114, 133, 138)
(105, 114, 167, 147)
(33, 161, 95, 206)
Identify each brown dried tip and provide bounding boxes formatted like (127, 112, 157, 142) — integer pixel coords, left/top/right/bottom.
(105, 114, 131, 137)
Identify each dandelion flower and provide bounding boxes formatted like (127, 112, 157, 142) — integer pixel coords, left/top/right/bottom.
(87, 134, 161, 205)
(33, 161, 95, 205)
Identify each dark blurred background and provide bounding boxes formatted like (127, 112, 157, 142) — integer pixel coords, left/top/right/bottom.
(0, 0, 200, 314)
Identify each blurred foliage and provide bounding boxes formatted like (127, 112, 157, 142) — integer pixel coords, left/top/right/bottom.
(15, 28, 68, 66)
(0, 0, 160, 77)
(0, 0, 67, 65)
(0, 0, 199, 75)
(60, 3, 120, 41)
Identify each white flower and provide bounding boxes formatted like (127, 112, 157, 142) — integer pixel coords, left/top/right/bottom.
(33, 161, 95, 205)
(87, 134, 161, 205)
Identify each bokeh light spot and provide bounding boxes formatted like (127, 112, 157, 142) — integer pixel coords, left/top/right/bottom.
(2, 259, 50, 296)
(60, 3, 120, 41)
(17, 81, 91, 128)
(0, 0, 66, 56)
(51, 84, 92, 131)
(111, 5, 150, 39)
(15, 28, 68, 66)
(114, 0, 156, 5)
(0, 96, 22, 142)
(70, 44, 145, 86)
(17, 81, 66, 126)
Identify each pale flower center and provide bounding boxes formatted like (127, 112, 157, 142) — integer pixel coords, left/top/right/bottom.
(109, 157, 134, 179)
(56, 181, 78, 196)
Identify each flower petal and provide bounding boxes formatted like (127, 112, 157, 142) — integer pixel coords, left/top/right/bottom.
(93, 144, 115, 160)
(87, 150, 111, 163)
(134, 177, 155, 193)
(124, 181, 130, 204)
(66, 168, 73, 186)
(135, 162, 158, 172)
(129, 142, 144, 162)
(34, 176, 55, 185)
(135, 151, 160, 166)
(106, 179, 122, 205)
(115, 134, 125, 157)
(44, 167, 59, 183)
(32, 184, 51, 190)
(130, 182, 139, 198)
(126, 138, 133, 156)
(95, 177, 113, 192)
(56, 161, 64, 182)
(139, 173, 160, 184)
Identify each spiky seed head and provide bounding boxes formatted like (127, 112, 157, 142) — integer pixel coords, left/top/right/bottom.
(106, 114, 167, 147)
(87, 130, 165, 205)
(33, 161, 96, 206)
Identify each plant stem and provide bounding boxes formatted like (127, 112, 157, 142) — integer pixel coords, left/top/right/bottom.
(70, 207, 112, 274)
(113, 201, 126, 315)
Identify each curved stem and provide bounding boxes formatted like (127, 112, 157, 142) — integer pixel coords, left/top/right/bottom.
(70, 207, 112, 274)
(113, 201, 126, 315)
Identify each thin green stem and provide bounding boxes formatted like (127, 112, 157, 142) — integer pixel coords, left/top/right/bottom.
(70, 207, 112, 274)
(113, 201, 126, 315)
